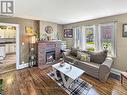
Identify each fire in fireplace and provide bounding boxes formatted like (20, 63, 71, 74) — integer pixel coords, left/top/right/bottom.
(46, 51, 55, 64)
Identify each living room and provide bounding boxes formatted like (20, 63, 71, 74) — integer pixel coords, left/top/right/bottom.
(0, 0, 127, 95)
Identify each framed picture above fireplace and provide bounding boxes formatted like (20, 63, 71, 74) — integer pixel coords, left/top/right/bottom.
(64, 29, 73, 38)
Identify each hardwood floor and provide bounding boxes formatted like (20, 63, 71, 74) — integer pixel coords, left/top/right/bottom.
(0, 54, 16, 74)
(0, 67, 127, 95)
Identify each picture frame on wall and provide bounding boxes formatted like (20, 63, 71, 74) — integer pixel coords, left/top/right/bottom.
(64, 29, 73, 38)
(123, 24, 127, 37)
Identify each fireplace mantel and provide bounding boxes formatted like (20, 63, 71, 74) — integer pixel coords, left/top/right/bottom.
(38, 41, 61, 69)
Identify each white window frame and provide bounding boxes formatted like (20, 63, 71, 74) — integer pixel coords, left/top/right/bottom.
(98, 22, 116, 57)
(73, 27, 82, 49)
(82, 25, 97, 51)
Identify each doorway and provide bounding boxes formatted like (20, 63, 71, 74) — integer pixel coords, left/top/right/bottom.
(0, 23, 20, 74)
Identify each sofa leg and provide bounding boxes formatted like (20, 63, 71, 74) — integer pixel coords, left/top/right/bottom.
(121, 74, 123, 84)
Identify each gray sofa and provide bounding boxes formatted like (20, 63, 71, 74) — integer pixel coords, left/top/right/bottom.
(63, 49, 113, 82)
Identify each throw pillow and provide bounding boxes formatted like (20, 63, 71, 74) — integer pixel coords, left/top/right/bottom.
(70, 48, 77, 57)
(76, 51, 83, 60)
(90, 50, 107, 64)
(80, 53, 90, 62)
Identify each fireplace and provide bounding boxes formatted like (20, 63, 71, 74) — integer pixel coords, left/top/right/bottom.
(46, 51, 55, 64)
(38, 41, 61, 69)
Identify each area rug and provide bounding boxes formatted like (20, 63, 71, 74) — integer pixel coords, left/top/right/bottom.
(47, 71, 92, 95)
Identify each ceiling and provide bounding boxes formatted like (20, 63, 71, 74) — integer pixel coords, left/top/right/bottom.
(14, 0, 127, 24)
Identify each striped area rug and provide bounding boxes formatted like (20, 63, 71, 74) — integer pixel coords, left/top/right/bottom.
(48, 71, 92, 95)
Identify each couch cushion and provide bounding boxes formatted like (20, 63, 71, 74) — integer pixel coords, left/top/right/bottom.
(70, 48, 77, 57)
(78, 60, 100, 69)
(76, 51, 83, 59)
(76, 60, 100, 78)
(80, 53, 90, 62)
(90, 50, 107, 64)
(82, 50, 91, 54)
(65, 55, 78, 63)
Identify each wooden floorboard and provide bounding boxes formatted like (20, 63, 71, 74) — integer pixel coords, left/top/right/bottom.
(0, 67, 127, 95)
(0, 54, 16, 74)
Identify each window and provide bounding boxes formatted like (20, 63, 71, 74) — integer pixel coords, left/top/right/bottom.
(73, 27, 82, 49)
(99, 23, 116, 57)
(73, 22, 116, 57)
(82, 25, 97, 51)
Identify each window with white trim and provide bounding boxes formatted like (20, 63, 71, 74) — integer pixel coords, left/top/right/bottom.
(82, 25, 97, 51)
(99, 23, 116, 57)
(73, 22, 116, 57)
(73, 27, 82, 49)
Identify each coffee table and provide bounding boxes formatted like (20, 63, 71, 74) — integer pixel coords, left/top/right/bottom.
(52, 62, 85, 88)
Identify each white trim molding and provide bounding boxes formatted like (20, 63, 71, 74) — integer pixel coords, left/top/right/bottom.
(0, 23, 20, 69)
(17, 63, 29, 69)
(111, 68, 123, 76)
(0, 23, 29, 70)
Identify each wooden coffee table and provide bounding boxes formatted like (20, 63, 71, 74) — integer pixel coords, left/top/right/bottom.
(52, 62, 85, 88)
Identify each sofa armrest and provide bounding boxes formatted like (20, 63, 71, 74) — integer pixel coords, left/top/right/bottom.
(99, 57, 113, 82)
(62, 50, 71, 60)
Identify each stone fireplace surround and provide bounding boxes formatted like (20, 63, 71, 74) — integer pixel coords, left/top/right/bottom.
(38, 41, 61, 69)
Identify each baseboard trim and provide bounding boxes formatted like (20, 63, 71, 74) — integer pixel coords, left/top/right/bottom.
(111, 68, 123, 76)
